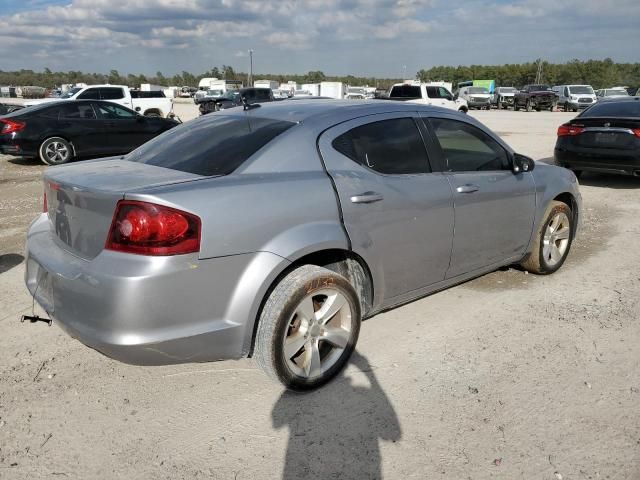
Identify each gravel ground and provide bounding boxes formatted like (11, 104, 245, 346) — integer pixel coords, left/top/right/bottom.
(0, 104, 638, 480)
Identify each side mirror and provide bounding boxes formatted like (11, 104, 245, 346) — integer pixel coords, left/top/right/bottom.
(512, 153, 535, 173)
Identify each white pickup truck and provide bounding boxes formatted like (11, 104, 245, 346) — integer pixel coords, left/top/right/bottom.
(25, 85, 173, 118)
(386, 82, 468, 113)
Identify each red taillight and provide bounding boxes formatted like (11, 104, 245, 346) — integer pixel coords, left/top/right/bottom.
(0, 119, 25, 134)
(557, 124, 584, 137)
(633, 128, 640, 138)
(105, 200, 201, 256)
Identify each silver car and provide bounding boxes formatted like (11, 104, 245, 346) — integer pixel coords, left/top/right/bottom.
(25, 101, 582, 390)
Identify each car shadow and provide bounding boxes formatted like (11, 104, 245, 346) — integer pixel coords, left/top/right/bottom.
(272, 351, 401, 480)
(577, 172, 640, 190)
(0, 253, 24, 274)
(7, 156, 41, 166)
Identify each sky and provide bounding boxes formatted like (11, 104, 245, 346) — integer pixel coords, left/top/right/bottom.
(0, 0, 638, 78)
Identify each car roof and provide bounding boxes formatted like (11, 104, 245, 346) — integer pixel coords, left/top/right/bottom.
(216, 100, 457, 124)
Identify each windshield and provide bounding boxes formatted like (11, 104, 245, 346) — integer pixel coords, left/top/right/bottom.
(531, 85, 551, 91)
(206, 89, 224, 97)
(469, 87, 489, 94)
(60, 87, 82, 99)
(569, 86, 594, 95)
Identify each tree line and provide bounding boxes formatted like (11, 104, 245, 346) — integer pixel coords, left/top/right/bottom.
(417, 59, 640, 89)
(0, 66, 399, 90)
(1, 59, 638, 91)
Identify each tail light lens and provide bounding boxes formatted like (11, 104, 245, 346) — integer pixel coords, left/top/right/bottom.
(633, 128, 640, 138)
(557, 124, 585, 137)
(105, 200, 201, 256)
(0, 119, 26, 134)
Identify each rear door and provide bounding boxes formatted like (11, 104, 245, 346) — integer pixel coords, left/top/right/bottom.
(318, 113, 454, 304)
(424, 115, 536, 278)
(55, 102, 109, 157)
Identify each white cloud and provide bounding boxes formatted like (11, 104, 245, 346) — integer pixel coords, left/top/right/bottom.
(0, 0, 637, 76)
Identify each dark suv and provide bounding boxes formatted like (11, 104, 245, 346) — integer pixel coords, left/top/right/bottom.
(198, 88, 275, 115)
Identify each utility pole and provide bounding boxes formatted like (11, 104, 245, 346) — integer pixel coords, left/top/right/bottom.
(248, 49, 254, 87)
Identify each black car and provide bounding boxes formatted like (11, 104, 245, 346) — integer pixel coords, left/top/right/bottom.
(0, 103, 24, 115)
(554, 97, 640, 177)
(0, 100, 179, 165)
(198, 88, 274, 115)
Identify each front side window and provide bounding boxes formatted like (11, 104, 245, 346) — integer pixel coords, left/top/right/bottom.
(429, 118, 510, 172)
(100, 88, 125, 100)
(332, 118, 430, 175)
(438, 87, 452, 100)
(97, 103, 136, 119)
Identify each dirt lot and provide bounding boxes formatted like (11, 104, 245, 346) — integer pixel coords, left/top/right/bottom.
(0, 104, 638, 480)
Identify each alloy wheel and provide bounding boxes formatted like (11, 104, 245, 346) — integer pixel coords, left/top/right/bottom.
(45, 141, 69, 163)
(543, 212, 571, 266)
(281, 289, 354, 379)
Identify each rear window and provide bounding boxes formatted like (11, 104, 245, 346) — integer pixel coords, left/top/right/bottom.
(579, 101, 640, 118)
(126, 115, 295, 176)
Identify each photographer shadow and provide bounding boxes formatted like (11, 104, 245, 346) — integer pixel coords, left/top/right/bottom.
(272, 352, 401, 480)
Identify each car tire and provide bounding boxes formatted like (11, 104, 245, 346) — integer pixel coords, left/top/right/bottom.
(38, 137, 73, 165)
(550, 103, 555, 112)
(526, 100, 532, 112)
(564, 102, 570, 112)
(144, 112, 162, 118)
(514, 100, 519, 111)
(520, 201, 574, 275)
(254, 265, 361, 391)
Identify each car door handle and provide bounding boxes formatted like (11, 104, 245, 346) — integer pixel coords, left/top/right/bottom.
(456, 184, 480, 193)
(350, 192, 384, 204)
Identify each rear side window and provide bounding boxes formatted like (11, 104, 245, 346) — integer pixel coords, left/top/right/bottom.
(332, 118, 430, 175)
(58, 103, 96, 119)
(100, 88, 125, 100)
(126, 115, 295, 176)
(580, 101, 640, 117)
(390, 85, 421, 98)
(77, 88, 100, 100)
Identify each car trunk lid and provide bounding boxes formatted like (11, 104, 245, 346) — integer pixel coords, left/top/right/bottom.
(44, 158, 203, 260)
(569, 117, 640, 150)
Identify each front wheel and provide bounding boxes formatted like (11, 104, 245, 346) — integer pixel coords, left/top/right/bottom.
(39, 137, 73, 165)
(513, 100, 519, 111)
(254, 265, 361, 390)
(520, 201, 574, 274)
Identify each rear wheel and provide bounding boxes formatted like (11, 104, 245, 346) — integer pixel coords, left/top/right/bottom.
(254, 265, 361, 390)
(520, 201, 574, 274)
(39, 137, 73, 165)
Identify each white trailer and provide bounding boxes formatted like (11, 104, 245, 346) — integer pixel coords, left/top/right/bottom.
(254, 80, 279, 90)
(301, 83, 321, 96)
(320, 82, 346, 99)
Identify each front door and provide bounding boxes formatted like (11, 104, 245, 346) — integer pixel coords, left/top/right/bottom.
(318, 113, 454, 305)
(94, 102, 151, 154)
(424, 115, 536, 278)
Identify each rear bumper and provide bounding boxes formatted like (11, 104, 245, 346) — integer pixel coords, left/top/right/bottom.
(25, 214, 288, 365)
(555, 148, 640, 176)
(0, 135, 36, 157)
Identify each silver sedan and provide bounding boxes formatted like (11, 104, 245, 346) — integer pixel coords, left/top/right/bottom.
(25, 101, 582, 390)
